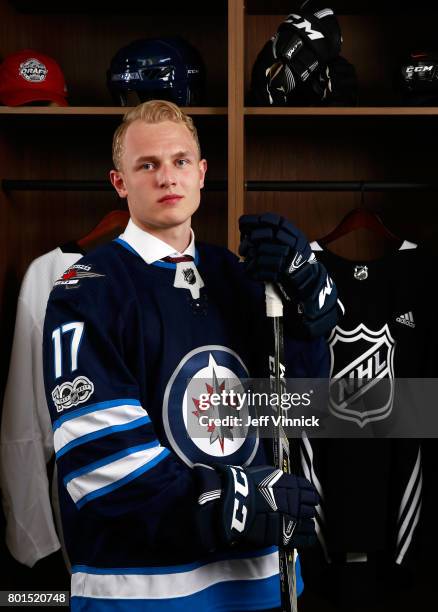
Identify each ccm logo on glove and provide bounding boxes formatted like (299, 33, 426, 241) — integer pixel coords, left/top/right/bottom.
(194, 463, 319, 552)
(230, 466, 249, 533)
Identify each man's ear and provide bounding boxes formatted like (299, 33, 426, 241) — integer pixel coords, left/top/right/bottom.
(199, 158, 208, 189)
(109, 169, 128, 199)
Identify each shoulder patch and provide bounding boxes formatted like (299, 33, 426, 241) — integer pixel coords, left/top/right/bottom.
(51, 376, 95, 412)
(54, 264, 105, 288)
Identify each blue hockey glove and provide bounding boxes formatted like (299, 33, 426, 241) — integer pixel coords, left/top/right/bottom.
(239, 212, 312, 281)
(239, 213, 339, 336)
(194, 463, 318, 552)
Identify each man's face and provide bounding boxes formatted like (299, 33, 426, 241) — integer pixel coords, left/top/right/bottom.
(110, 119, 207, 233)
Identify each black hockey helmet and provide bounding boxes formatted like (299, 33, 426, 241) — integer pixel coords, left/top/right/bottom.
(107, 37, 205, 106)
(400, 51, 438, 105)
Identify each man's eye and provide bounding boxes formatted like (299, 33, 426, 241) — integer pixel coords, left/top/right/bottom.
(142, 163, 154, 170)
(176, 159, 190, 167)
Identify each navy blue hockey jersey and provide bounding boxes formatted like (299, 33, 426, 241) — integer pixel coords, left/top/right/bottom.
(42, 228, 328, 612)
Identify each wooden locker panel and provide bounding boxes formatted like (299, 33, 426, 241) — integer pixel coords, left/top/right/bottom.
(245, 115, 438, 258)
(0, 115, 227, 256)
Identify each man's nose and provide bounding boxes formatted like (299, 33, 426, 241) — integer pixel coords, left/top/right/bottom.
(157, 164, 177, 188)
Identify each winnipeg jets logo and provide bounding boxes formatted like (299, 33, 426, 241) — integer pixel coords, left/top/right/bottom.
(163, 346, 258, 468)
(192, 368, 236, 452)
(328, 324, 395, 427)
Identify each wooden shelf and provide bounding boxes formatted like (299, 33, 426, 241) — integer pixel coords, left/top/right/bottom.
(5, 106, 432, 118)
(245, 107, 438, 116)
(246, 1, 438, 15)
(0, 107, 228, 116)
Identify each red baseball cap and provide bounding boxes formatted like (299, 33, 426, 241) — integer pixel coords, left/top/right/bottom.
(0, 50, 68, 106)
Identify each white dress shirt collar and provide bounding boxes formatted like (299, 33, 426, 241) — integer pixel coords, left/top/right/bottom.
(120, 219, 195, 265)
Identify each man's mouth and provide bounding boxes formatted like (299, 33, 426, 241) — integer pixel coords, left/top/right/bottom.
(158, 194, 184, 204)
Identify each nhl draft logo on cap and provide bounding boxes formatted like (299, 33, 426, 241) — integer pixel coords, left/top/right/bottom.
(328, 323, 395, 427)
(19, 58, 48, 82)
(163, 345, 258, 468)
(0, 49, 68, 107)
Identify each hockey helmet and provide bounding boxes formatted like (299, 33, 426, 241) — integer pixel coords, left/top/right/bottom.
(400, 51, 438, 105)
(107, 37, 205, 106)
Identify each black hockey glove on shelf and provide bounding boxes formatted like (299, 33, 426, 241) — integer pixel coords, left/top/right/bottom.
(194, 463, 318, 553)
(251, 7, 342, 105)
(275, 9, 341, 82)
(239, 213, 339, 336)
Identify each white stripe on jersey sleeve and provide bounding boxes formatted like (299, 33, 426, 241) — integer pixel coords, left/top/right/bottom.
(66, 444, 169, 507)
(395, 447, 422, 564)
(397, 447, 421, 526)
(53, 401, 149, 456)
(396, 501, 422, 565)
(300, 432, 331, 563)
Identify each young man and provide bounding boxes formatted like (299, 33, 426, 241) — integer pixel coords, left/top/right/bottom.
(42, 100, 338, 611)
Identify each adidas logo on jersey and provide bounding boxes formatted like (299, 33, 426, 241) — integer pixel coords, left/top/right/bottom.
(396, 311, 415, 328)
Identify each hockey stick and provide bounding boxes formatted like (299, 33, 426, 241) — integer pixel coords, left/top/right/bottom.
(265, 283, 298, 612)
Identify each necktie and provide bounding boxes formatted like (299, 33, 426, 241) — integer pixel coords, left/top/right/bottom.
(161, 255, 194, 264)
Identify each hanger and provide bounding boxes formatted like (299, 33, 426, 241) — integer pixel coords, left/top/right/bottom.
(77, 210, 130, 250)
(318, 183, 402, 246)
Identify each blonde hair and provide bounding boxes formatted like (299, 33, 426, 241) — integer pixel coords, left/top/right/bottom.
(112, 100, 201, 170)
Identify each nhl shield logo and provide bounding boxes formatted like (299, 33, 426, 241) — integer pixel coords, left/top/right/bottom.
(182, 267, 196, 285)
(328, 323, 395, 427)
(354, 265, 368, 281)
